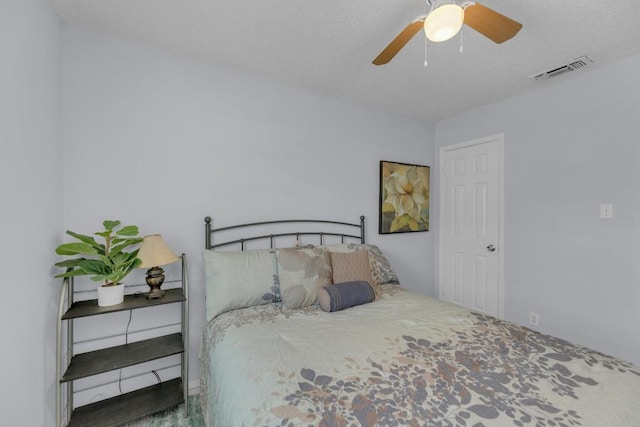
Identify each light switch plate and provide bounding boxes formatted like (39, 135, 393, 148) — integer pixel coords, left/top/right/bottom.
(600, 203, 613, 219)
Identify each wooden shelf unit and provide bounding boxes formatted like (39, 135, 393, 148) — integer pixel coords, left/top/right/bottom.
(55, 255, 189, 427)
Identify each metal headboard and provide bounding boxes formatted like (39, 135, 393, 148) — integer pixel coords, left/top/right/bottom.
(205, 216, 365, 250)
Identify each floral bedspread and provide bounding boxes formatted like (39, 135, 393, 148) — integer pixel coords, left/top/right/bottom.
(201, 286, 640, 426)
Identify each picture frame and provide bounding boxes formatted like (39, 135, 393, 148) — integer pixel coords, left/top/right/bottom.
(379, 160, 430, 234)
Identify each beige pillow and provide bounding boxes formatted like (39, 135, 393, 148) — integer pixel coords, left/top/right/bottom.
(276, 247, 332, 309)
(330, 251, 374, 285)
(324, 243, 399, 285)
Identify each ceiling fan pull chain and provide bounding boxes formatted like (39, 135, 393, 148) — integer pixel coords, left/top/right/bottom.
(424, 37, 428, 67)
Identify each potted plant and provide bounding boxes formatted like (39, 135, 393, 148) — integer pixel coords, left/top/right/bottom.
(54, 220, 143, 306)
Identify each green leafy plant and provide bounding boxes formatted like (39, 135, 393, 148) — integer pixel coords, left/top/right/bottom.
(54, 220, 143, 287)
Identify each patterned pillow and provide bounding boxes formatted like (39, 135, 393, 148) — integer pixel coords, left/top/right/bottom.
(203, 249, 279, 321)
(329, 251, 374, 286)
(318, 281, 376, 312)
(324, 243, 399, 285)
(276, 247, 332, 309)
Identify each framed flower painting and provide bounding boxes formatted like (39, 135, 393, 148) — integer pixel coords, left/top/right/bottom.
(379, 160, 430, 234)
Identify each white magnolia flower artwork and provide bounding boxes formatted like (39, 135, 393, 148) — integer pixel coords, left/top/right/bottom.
(379, 161, 430, 233)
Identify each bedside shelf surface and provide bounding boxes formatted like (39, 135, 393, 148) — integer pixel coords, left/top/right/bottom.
(67, 378, 184, 427)
(62, 288, 185, 319)
(61, 333, 184, 382)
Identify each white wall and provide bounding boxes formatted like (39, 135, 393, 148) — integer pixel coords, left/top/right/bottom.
(435, 54, 640, 365)
(61, 26, 435, 393)
(0, 1, 62, 426)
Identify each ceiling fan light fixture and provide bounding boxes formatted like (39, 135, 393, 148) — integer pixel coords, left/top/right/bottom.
(424, 3, 464, 42)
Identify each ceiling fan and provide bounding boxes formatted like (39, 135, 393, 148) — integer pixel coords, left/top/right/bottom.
(373, 0, 522, 65)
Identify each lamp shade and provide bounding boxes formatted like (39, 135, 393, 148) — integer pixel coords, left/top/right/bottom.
(137, 234, 179, 268)
(424, 3, 464, 42)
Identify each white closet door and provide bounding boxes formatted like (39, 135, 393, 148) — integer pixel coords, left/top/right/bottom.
(440, 134, 504, 318)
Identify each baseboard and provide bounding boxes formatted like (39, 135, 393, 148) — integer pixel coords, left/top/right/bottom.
(188, 379, 200, 396)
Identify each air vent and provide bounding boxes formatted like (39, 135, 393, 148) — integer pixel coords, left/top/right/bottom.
(530, 56, 593, 82)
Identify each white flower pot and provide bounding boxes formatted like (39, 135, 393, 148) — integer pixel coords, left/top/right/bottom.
(97, 283, 125, 307)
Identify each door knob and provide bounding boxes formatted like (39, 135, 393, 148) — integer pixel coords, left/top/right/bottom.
(487, 244, 496, 252)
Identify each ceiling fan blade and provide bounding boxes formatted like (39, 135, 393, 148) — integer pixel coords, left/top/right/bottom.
(463, 2, 522, 44)
(373, 19, 425, 65)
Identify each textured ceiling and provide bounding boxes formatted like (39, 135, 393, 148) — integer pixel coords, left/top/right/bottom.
(53, 0, 640, 122)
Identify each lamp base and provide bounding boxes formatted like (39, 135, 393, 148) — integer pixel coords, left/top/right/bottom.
(145, 266, 166, 300)
(146, 287, 166, 300)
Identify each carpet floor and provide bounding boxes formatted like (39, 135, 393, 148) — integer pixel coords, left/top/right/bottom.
(122, 395, 204, 427)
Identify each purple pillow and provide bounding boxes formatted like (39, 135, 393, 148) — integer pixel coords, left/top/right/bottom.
(318, 281, 375, 312)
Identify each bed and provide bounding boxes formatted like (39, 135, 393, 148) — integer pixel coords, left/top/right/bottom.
(200, 216, 640, 427)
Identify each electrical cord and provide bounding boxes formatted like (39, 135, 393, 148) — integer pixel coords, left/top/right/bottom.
(118, 294, 162, 394)
(118, 308, 134, 394)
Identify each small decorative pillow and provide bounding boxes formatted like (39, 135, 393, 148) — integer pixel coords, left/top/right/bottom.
(364, 244, 400, 285)
(324, 243, 399, 285)
(276, 247, 332, 310)
(203, 249, 279, 321)
(330, 251, 374, 286)
(318, 281, 376, 312)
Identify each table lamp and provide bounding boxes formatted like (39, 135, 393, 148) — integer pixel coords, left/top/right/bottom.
(137, 234, 180, 299)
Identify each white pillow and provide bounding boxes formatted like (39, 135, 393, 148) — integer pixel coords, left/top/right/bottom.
(203, 249, 278, 321)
